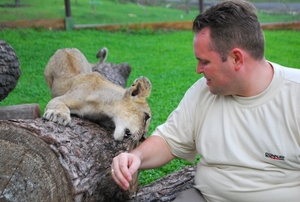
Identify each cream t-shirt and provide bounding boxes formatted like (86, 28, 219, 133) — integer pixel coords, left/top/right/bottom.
(152, 62, 300, 202)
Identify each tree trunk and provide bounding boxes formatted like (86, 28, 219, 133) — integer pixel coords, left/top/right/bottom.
(0, 117, 198, 202)
(0, 117, 139, 202)
(129, 165, 196, 202)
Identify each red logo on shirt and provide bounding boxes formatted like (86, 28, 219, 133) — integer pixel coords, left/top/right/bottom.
(265, 152, 285, 161)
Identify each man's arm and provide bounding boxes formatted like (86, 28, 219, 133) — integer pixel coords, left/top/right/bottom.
(111, 135, 175, 190)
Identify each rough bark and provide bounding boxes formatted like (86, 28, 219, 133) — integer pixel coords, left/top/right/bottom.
(0, 40, 21, 101)
(129, 165, 196, 202)
(0, 116, 198, 202)
(0, 117, 139, 202)
(92, 62, 131, 88)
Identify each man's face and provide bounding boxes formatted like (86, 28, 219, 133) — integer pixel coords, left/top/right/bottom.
(194, 28, 237, 95)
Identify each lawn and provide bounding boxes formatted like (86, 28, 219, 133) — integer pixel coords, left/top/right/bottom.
(0, 0, 300, 25)
(0, 28, 299, 185)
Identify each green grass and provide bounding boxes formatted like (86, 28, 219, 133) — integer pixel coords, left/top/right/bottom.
(0, 0, 65, 21)
(72, 0, 199, 24)
(0, 29, 198, 119)
(0, 0, 300, 25)
(0, 0, 198, 24)
(0, 28, 299, 185)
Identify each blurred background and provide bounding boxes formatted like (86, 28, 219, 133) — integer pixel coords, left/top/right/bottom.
(0, 0, 299, 28)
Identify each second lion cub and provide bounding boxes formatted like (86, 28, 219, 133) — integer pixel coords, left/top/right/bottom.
(43, 48, 152, 141)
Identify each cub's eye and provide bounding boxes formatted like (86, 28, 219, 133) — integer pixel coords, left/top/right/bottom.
(144, 113, 150, 123)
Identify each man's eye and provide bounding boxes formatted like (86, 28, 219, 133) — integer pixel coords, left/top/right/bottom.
(198, 59, 209, 65)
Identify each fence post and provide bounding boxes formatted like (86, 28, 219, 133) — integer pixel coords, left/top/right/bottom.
(64, 0, 74, 30)
(65, 0, 71, 17)
(199, 0, 204, 13)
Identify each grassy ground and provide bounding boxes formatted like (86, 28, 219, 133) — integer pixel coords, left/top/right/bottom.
(0, 0, 300, 25)
(0, 28, 299, 185)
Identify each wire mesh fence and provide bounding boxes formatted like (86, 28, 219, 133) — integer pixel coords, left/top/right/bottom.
(117, 0, 300, 23)
(0, 0, 300, 28)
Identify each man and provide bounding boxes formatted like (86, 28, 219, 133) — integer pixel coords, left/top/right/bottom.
(111, 0, 300, 201)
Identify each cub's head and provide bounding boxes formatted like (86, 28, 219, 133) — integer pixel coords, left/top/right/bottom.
(113, 76, 152, 142)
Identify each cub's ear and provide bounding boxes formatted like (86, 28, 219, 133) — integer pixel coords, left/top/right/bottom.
(124, 76, 151, 103)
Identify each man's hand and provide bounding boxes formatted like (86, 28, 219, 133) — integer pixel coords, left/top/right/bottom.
(110, 136, 175, 190)
(111, 152, 141, 190)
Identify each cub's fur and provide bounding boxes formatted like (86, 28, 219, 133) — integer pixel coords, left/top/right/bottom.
(43, 48, 151, 141)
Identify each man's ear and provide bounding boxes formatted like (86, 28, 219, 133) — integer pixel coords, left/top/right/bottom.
(124, 76, 152, 103)
(230, 48, 244, 71)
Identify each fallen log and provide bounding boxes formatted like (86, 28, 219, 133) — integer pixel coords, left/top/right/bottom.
(129, 165, 196, 202)
(0, 117, 198, 202)
(0, 103, 41, 120)
(0, 117, 139, 202)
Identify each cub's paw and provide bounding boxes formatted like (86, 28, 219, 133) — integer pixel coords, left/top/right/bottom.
(43, 109, 71, 126)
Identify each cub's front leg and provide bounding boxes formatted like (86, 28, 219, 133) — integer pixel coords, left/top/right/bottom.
(43, 96, 71, 126)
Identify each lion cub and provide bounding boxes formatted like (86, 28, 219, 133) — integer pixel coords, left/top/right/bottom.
(43, 48, 152, 141)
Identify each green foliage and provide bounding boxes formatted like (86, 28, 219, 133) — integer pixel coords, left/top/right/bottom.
(0, 28, 299, 185)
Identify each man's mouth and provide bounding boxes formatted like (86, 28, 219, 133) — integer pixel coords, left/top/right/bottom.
(205, 77, 211, 85)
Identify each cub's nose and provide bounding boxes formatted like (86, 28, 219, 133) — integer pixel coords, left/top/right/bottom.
(124, 128, 131, 138)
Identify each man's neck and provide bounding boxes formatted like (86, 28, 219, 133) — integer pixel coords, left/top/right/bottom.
(238, 59, 274, 97)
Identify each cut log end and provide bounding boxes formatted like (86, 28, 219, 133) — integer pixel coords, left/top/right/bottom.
(0, 40, 21, 102)
(0, 121, 72, 202)
(0, 117, 138, 202)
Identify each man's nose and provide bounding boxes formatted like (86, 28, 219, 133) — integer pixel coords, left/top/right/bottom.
(196, 63, 204, 74)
